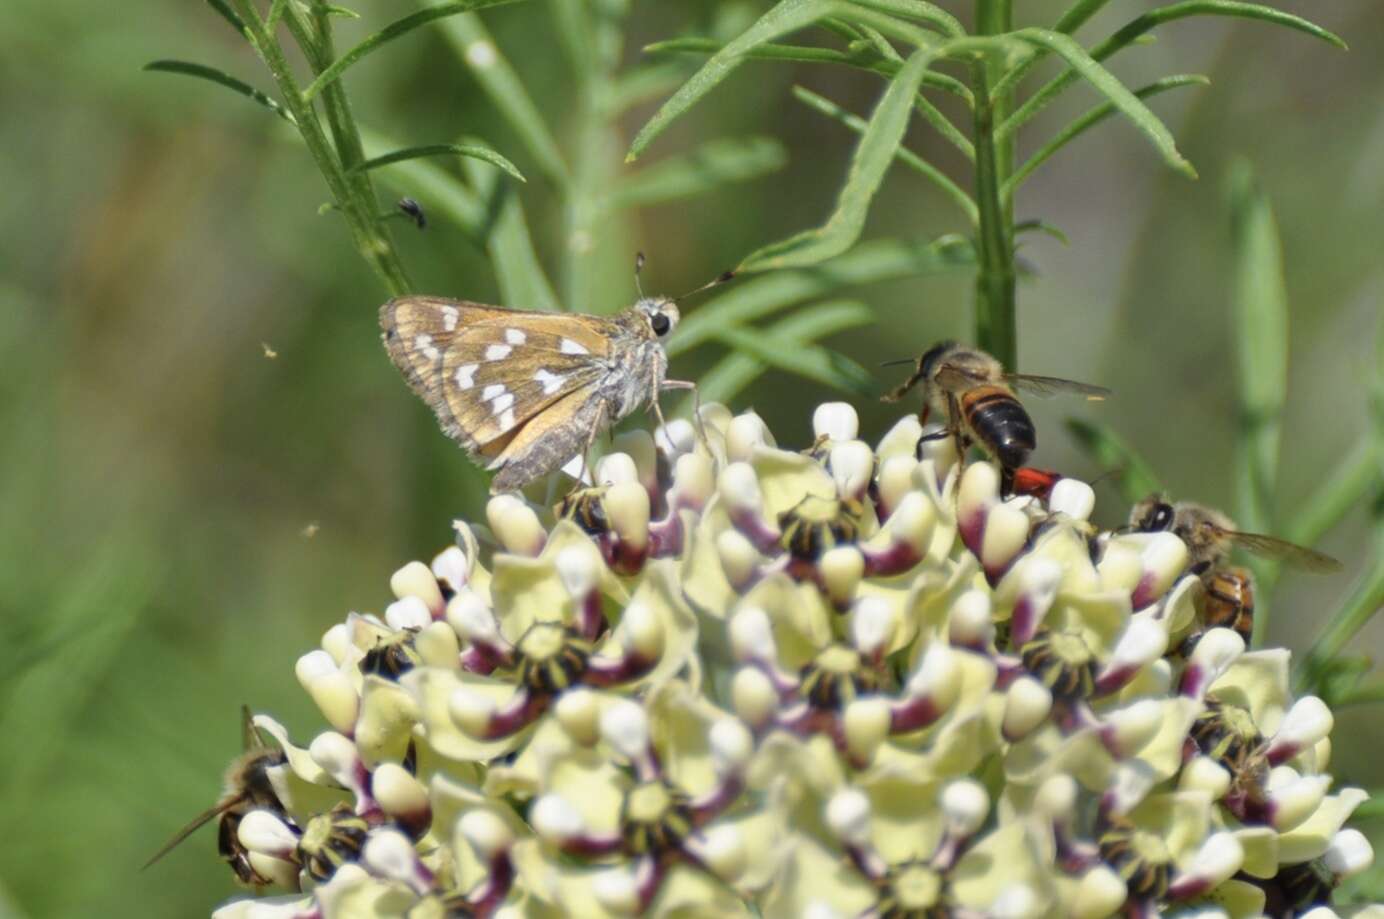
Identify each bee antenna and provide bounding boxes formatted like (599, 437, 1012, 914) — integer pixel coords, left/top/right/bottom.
(880, 357, 917, 368)
(633, 252, 647, 299)
(673, 269, 736, 304)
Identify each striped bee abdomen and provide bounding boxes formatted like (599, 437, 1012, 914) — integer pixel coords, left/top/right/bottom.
(961, 384, 1036, 470)
(1203, 566, 1255, 642)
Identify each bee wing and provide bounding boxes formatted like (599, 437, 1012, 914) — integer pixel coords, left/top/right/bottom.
(1005, 373, 1111, 400)
(933, 362, 993, 392)
(142, 796, 244, 870)
(1226, 531, 1343, 572)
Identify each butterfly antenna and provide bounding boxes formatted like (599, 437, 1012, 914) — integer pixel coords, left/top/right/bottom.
(674, 269, 737, 305)
(634, 252, 647, 299)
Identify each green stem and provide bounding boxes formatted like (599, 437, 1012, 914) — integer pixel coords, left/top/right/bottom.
(229, 0, 411, 295)
(970, 0, 1017, 369)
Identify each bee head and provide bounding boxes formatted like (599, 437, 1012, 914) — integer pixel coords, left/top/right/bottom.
(1130, 495, 1176, 533)
(635, 297, 679, 338)
(919, 340, 958, 381)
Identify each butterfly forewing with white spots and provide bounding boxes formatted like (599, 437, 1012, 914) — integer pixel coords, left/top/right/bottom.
(380, 295, 686, 493)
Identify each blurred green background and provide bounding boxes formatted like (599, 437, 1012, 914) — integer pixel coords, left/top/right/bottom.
(1, 1, 1380, 915)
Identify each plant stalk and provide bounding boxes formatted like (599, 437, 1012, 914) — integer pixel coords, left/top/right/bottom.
(230, 0, 411, 295)
(972, 0, 1017, 369)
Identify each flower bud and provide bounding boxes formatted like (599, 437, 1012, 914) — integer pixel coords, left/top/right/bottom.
(941, 779, 989, 837)
(1265, 695, 1333, 766)
(670, 452, 715, 510)
(1003, 676, 1053, 741)
(1267, 772, 1331, 832)
(949, 589, 994, 649)
(555, 545, 600, 600)
(731, 666, 779, 729)
(843, 697, 890, 764)
(385, 596, 431, 631)
(373, 763, 430, 834)
(1179, 628, 1245, 698)
(709, 718, 754, 777)
(656, 418, 697, 458)
(1072, 866, 1127, 919)
(957, 462, 1001, 547)
(554, 687, 601, 746)
(1094, 618, 1167, 694)
(876, 455, 919, 517)
(599, 699, 650, 761)
(296, 650, 359, 735)
(620, 601, 664, 660)
(431, 545, 470, 593)
(238, 809, 299, 858)
(1131, 532, 1188, 609)
(1101, 699, 1163, 757)
(592, 868, 640, 915)
(362, 829, 429, 893)
(905, 643, 960, 715)
(830, 441, 874, 500)
(1007, 557, 1062, 646)
(825, 789, 872, 846)
(448, 688, 496, 737)
(390, 561, 444, 616)
(716, 529, 761, 590)
(850, 596, 897, 658)
(530, 794, 585, 843)
(1323, 828, 1374, 879)
(322, 623, 355, 665)
(595, 452, 638, 486)
(820, 546, 865, 608)
(980, 503, 1030, 577)
(1168, 832, 1244, 899)
(447, 591, 501, 647)
(729, 607, 776, 663)
(726, 412, 772, 461)
(457, 808, 515, 862)
(1048, 478, 1095, 521)
(1179, 756, 1232, 799)
(693, 823, 747, 881)
(813, 402, 859, 442)
(487, 495, 546, 556)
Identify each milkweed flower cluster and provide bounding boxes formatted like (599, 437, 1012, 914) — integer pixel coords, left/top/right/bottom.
(206, 403, 1378, 918)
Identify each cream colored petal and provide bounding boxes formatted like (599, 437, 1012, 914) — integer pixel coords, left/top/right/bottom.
(355, 676, 421, 767)
(1208, 649, 1291, 732)
(483, 712, 585, 800)
(400, 666, 535, 762)
(750, 447, 836, 516)
(678, 502, 742, 621)
(1230, 824, 1279, 879)
(950, 822, 1053, 913)
(602, 562, 699, 692)
(429, 773, 533, 890)
(737, 573, 834, 667)
(211, 895, 314, 918)
(1187, 877, 1266, 919)
(312, 866, 419, 918)
(759, 836, 876, 919)
(453, 519, 493, 603)
(537, 749, 627, 838)
(251, 714, 350, 819)
(907, 555, 981, 646)
(1277, 787, 1369, 863)
(1128, 791, 1213, 864)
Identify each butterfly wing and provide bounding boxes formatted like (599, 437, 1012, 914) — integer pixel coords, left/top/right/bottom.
(381, 298, 623, 488)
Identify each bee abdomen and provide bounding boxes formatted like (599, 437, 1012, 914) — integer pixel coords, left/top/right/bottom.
(1203, 566, 1254, 642)
(962, 386, 1036, 469)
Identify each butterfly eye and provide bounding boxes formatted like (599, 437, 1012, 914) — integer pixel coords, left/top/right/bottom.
(650, 312, 672, 336)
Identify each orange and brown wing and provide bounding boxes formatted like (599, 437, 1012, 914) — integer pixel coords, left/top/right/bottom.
(1227, 531, 1343, 573)
(379, 297, 515, 415)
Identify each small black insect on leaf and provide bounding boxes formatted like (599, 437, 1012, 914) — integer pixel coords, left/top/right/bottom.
(398, 197, 426, 230)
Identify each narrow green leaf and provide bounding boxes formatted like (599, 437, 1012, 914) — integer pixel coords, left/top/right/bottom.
(1014, 219, 1070, 246)
(670, 234, 974, 358)
(266, 0, 291, 30)
(999, 2, 1344, 143)
(143, 60, 295, 123)
(710, 324, 877, 395)
(629, 0, 837, 162)
(688, 301, 877, 408)
(321, 4, 360, 18)
(205, 0, 249, 37)
(627, 0, 938, 163)
(301, 0, 522, 102)
(850, 0, 964, 36)
(1004, 75, 1208, 198)
(793, 86, 977, 226)
(738, 49, 936, 271)
(353, 143, 526, 183)
(428, 9, 569, 186)
(1010, 29, 1196, 178)
(609, 137, 786, 211)
(1064, 418, 1164, 504)
(643, 37, 974, 103)
(606, 63, 691, 115)
(461, 155, 560, 312)
(1053, 0, 1115, 33)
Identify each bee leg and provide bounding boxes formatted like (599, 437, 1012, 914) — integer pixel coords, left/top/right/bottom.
(945, 393, 967, 465)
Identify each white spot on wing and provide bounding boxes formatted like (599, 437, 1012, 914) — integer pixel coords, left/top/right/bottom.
(534, 368, 566, 395)
(491, 392, 515, 413)
(561, 338, 589, 355)
(415, 333, 440, 362)
(485, 344, 512, 361)
(441, 305, 459, 331)
(505, 328, 527, 345)
(454, 364, 478, 389)
(482, 384, 506, 400)
(498, 408, 516, 431)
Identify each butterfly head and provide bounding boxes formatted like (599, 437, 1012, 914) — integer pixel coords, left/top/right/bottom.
(632, 297, 680, 340)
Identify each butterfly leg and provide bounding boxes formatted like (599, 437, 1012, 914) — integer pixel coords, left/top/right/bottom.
(658, 379, 707, 452)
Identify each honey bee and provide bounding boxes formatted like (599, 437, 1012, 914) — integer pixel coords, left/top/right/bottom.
(1129, 498, 1342, 643)
(883, 343, 1109, 482)
(144, 706, 289, 886)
